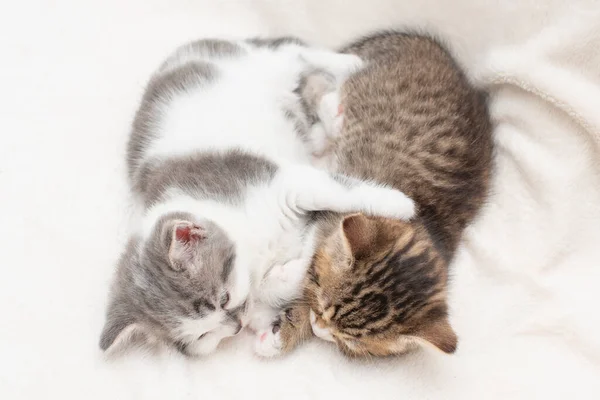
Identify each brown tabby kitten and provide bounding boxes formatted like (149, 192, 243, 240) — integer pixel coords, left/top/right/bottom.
(268, 31, 493, 357)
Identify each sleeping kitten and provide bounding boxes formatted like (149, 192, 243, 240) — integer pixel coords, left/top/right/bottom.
(259, 31, 494, 357)
(99, 37, 416, 357)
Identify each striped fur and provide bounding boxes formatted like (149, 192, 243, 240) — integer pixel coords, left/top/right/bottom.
(273, 31, 494, 357)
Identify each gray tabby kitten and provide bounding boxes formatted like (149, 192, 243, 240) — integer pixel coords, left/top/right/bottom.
(100, 37, 416, 357)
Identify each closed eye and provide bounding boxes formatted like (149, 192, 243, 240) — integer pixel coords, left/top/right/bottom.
(220, 292, 230, 308)
(193, 299, 215, 315)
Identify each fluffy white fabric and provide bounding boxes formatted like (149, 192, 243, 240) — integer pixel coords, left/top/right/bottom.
(1, 0, 599, 398)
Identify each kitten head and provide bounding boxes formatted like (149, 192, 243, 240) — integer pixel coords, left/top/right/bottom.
(100, 212, 248, 356)
(300, 213, 457, 357)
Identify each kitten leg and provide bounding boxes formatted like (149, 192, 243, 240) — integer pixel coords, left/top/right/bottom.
(294, 47, 364, 82)
(277, 166, 415, 220)
(296, 71, 339, 162)
(254, 325, 283, 358)
(297, 70, 343, 166)
(184, 325, 237, 356)
(258, 225, 318, 306)
(306, 90, 344, 170)
(249, 302, 287, 357)
(307, 122, 331, 161)
(255, 304, 313, 358)
(246, 301, 279, 333)
(253, 228, 318, 356)
(317, 91, 344, 141)
(259, 258, 310, 307)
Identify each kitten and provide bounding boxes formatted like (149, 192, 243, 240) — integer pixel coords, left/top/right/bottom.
(259, 31, 494, 357)
(99, 37, 416, 357)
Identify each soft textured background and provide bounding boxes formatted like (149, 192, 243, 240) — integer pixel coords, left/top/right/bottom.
(1, 0, 599, 399)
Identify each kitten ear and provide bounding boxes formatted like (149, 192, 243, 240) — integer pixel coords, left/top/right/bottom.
(414, 315, 458, 354)
(168, 220, 206, 271)
(341, 213, 377, 258)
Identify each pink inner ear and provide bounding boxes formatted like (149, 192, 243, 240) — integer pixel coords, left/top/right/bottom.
(175, 225, 204, 244)
(176, 226, 192, 243)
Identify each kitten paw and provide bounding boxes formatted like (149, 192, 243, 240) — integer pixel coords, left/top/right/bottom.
(270, 259, 307, 284)
(184, 331, 223, 356)
(308, 123, 332, 158)
(335, 54, 364, 80)
(319, 91, 343, 139)
(352, 185, 416, 220)
(254, 324, 283, 358)
(261, 259, 307, 305)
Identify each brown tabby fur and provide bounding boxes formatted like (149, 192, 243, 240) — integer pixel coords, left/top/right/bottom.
(274, 31, 494, 357)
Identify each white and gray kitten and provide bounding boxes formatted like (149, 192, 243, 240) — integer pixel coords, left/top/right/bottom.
(100, 37, 415, 357)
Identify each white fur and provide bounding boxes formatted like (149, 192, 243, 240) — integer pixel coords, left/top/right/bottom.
(309, 90, 345, 170)
(254, 309, 341, 358)
(177, 313, 239, 356)
(7, 1, 600, 398)
(144, 44, 360, 166)
(176, 312, 224, 341)
(184, 329, 231, 356)
(146, 62, 305, 165)
(135, 41, 414, 353)
(254, 327, 284, 358)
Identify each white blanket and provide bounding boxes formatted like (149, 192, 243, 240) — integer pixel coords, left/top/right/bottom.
(1, 0, 599, 398)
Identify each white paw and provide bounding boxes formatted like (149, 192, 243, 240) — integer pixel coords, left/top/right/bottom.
(185, 332, 223, 356)
(332, 113, 344, 138)
(277, 184, 302, 222)
(351, 185, 416, 220)
(280, 166, 335, 212)
(266, 259, 307, 299)
(348, 54, 365, 70)
(335, 54, 364, 80)
(318, 91, 342, 138)
(254, 329, 282, 358)
(246, 301, 278, 333)
(308, 123, 331, 158)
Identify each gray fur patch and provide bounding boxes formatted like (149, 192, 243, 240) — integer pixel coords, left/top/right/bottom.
(331, 173, 363, 189)
(135, 150, 278, 208)
(285, 68, 337, 143)
(247, 36, 306, 49)
(180, 39, 245, 57)
(160, 39, 245, 71)
(127, 61, 218, 181)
